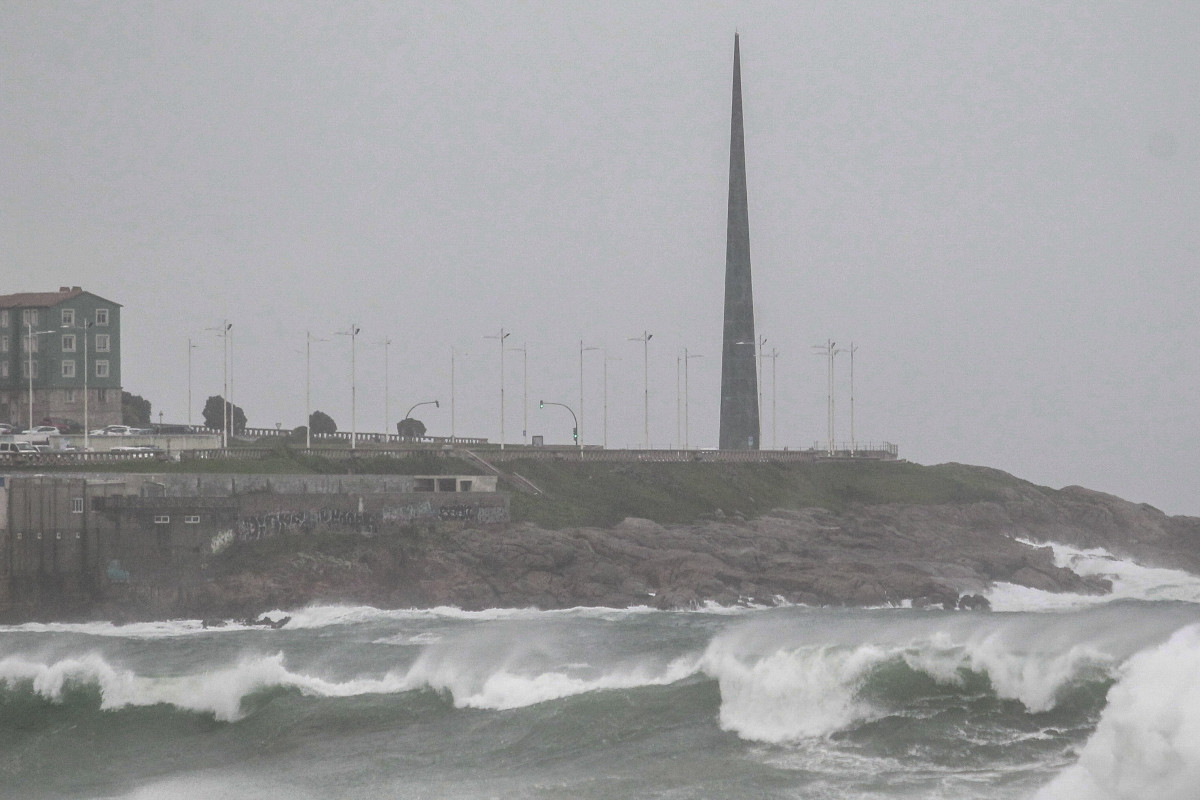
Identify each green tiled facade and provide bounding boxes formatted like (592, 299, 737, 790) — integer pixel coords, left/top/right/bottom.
(0, 287, 122, 429)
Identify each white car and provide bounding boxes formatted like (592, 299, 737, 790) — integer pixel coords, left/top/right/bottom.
(22, 426, 61, 435)
(90, 425, 134, 436)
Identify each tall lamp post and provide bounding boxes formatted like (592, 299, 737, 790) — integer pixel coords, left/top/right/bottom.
(848, 342, 858, 456)
(603, 351, 620, 449)
(187, 337, 198, 428)
(485, 328, 511, 448)
(683, 348, 702, 451)
(382, 337, 392, 440)
(538, 399, 579, 450)
(206, 322, 232, 447)
(579, 341, 598, 447)
(627, 331, 652, 449)
(812, 339, 843, 456)
(509, 342, 528, 442)
(305, 331, 328, 449)
(766, 347, 779, 450)
(62, 320, 93, 450)
(24, 322, 55, 432)
(336, 324, 361, 449)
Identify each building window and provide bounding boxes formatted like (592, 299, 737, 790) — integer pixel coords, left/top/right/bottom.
(21, 360, 37, 379)
(0, 310, 7, 327)
(154, 515, 170, 524)
(97, 388, 108, 403)
(96, 360, 110, 378)
(95, 308, 109, 326)
(22, 310, 38, 327)
(62, 360, 76, 378)
(62, 309, 75, 326)
(185, 515, 201, 524)
(0, 335, 7, 352)
(95, 334, 110, 353)
(64, 389, 76, 403)
(1, 362, 8, 378)
(22, 335, 38, 354)
(73, 498, 85, 514)
(62, 334, 76, 352)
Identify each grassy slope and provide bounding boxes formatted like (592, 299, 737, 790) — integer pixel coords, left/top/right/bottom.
(505, 459, 1040, 528)
(12, 448, 1043, 529)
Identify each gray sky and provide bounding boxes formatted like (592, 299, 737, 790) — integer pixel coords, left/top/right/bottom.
(3, 2, 1198, 515)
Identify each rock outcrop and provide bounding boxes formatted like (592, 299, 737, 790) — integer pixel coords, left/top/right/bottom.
(124, 480, 1199, 620)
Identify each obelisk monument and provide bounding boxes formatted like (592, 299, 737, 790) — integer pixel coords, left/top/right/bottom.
(718, 33, 760, 450)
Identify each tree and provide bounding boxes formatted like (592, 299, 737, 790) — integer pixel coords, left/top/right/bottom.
(308, 410, 337, 435)
(396, 417, 427, 438)
(122, 391, 152, 426)
(201, 395, 246, 432)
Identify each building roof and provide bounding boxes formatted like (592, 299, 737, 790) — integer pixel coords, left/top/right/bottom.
(0, 287, 121, 309)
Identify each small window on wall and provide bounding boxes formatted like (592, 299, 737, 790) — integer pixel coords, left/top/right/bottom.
(185, 515, 200, 524)
(1, 362, 7, 378)
(62, 309, 75, 326)
(0, 335, 7, 352)
(22, 310, 38, 326)
(62, 360, 76, 378)
(95, 334, 110, 352)
(95, 308, 109, 326)
(96, 360, 110, 378)
(0, 309, 7, 327)
(72, 498, 84, 514)
(154, 515, 170, 524)
(62, 334, 76, 352)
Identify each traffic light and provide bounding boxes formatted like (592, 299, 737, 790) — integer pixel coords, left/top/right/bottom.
(539, 400, 544, 409)
(572, 427, 578, 442)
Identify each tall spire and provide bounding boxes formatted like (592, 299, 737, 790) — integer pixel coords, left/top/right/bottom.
(719, 33, 760, 450)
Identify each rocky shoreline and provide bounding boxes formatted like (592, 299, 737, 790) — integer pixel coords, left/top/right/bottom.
(89, 480, 1200, 622)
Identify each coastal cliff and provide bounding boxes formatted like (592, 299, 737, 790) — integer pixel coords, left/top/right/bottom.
(97, 461, 1200, 620)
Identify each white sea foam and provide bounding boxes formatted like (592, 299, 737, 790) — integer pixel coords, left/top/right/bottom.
(1033, 623, 1200, 800)
(986, 540, 1200, 612)
(702, 640, 888, 741)
(0, 651, 409, 722)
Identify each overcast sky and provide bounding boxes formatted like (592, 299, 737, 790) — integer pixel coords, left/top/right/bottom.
(3, 2, 1197, 515)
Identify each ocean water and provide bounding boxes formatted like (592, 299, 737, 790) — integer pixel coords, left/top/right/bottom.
(2, 542, 1200, 800)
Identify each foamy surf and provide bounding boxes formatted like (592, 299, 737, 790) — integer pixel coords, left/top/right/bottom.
(986, 540, 1200, 612)
(1032, 623, 1200, 800)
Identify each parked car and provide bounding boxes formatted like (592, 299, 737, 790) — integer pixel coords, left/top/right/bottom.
(111, 444, 164, 453)
(0, 441, 39, 455)
(0, 423, 16, 435)
(90, 425, 134, 436)
(22, 426, 62, 436)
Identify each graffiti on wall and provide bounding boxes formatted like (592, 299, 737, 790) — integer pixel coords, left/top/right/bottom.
(235, 508, 380, 540)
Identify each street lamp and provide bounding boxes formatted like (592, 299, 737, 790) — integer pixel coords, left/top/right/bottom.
(24, 322, 55, 432)
(485, 328, 511, 448)
(603, 351, 620, 449)
(509, 342, 528, 442)
(335, 324, 361, 449)
(580, 341, 598, 447)
(812, 339, 843, 456)
(848, 342, 858, 455)
(305, 331, 328, 449)
(683, 348, 703, 451)
(627, 331, 652, 449)
(402, 400, 440, 438)
(539, 399, 579, 450)
(206, 321, 232, 447)
(765, 346, 779, 450)
(382, 337, 392, 440)
(62, 319, 93, 450)
(187, 337, 198, 428)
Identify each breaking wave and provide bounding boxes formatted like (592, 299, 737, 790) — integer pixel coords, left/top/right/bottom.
(987, 540, 1200, 612)
(1033, 623, 1200, 800)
